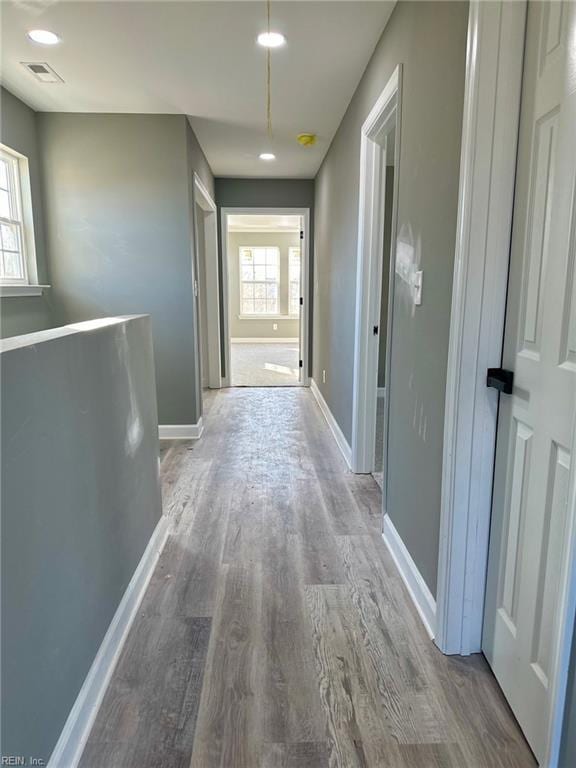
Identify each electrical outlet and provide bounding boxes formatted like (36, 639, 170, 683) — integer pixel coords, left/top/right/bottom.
(322, 369, 326, 384)
(273, 323, 278, 331)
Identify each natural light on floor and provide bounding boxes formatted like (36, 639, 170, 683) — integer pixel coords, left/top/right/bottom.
(230, 342, 299, 386)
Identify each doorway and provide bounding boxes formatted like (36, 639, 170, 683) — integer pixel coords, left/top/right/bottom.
(351, 65, 401, 486)
(373, 127, 396, 490)
(220, 208, 310, 388)
(193, 173, 221, 401)
(482, 2, 576, 764)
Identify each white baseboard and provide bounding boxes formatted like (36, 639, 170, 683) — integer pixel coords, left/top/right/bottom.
(158, 418, 203, 440)
(382, 514, 436, 640)
(48, 514, 170, 768)
(231, 337, 299, 344)
(310, 378, 352, 469)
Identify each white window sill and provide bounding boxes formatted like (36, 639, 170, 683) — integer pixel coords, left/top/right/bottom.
(0, 284, 50, 297)
(238, 314, 299, 321)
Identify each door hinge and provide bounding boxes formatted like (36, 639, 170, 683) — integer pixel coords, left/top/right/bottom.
(486, 367, 514, 395)
(299, 359, 303, 368)
(300, 296, 304, 306)
(373, 325, 379, 336)
(300, 230, 304, 240)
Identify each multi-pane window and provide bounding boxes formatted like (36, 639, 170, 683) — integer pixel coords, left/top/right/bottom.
(239, 246, 280, 315)
(289, 247, 301, 317)
(0, 148, 27, 283)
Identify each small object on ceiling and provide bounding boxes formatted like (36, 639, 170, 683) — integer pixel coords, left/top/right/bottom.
(21, 62, 64, 83)
(297, 133, 317, 147)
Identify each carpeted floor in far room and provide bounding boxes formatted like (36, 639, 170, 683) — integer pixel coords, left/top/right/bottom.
(230, 342, 300, 386)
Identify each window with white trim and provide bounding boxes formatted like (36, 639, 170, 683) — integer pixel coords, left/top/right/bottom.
(0, 147, 32, 284)
(288, 246, 301, 317)
(239, 246, 280, 315)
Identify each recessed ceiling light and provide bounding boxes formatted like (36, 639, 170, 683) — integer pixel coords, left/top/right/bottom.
(27, 29, 61, 45)
(259, 153, 276, 161)
(257, 32, 286, 48)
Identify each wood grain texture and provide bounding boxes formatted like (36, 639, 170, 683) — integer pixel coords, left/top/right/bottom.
(80, 388, 535, 768)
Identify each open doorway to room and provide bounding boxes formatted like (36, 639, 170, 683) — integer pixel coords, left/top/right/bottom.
(351, 65, 401, 486)
(373, 126, 396, 489)
(221, 208, 310, 388)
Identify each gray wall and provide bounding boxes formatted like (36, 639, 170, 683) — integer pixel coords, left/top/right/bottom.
(313, 0, 468, 595)
(0, 88, 52, 336)
(228, 231, 300, 339)
(39, 112, 213, 426)
(1, 316, 162, 762)
(215, 178, 314, 376)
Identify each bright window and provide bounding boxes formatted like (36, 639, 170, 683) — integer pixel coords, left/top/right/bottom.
(239, 246, 280, 315)
(0, 147, 30, 284)
(289, 247, 301, 317)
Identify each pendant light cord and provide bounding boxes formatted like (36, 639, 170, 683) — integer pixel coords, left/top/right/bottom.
(266, 0, 273, 138)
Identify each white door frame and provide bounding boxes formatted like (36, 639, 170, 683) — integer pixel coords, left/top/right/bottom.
(351, 65, 402, 475)
(220, 206, 310, 387)
(436, 3, 576, 765)
(193, 173, 221, 390)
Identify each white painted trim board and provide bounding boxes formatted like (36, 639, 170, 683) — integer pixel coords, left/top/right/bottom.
(382, 514, 436, 640)
(158, 419, 203, 440)
(47, 514, 170, 768)
(436, 0, 526, 657)
(351, 65, 402, 477)
(310, 378, 352, 469)
(193, 173, 221, 394)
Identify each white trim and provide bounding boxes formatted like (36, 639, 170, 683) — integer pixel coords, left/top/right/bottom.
(158, 419, 203, 440)
(382, 514, 436, 640)
(231, 337, 298, 344)
(193, 173, 221, 392)
(377, 387, 386, 398)
(47, 514, 170, 768)
(193, 173, 216, 214)
(351, 65, 402, 475)
(436, 0, 526, 657)
(0, 284, 49, 297)
(221, 207, 310, 388)
(310, 377, 351, 469)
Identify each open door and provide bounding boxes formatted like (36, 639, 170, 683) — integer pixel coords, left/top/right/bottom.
(482, 2, 576, 763)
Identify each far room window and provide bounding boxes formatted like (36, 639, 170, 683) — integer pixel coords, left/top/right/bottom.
(239, 246, 280, 315)
(0, 145, 35, 285)
(289, 246, 301, 317)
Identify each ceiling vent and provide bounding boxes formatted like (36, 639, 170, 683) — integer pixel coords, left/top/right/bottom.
(21, 62, 63, 84)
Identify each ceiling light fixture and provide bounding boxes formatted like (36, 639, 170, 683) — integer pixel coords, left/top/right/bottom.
(259, 152, 276, 161)
(257, 31, 286, 48)
(27, 29, 61, 45)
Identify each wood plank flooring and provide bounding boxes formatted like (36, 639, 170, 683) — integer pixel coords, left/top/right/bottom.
(80, 388, 536, 768)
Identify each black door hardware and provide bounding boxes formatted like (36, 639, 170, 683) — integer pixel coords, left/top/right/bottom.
(373, 325, 379, 336)
(486, 368, 514, 395)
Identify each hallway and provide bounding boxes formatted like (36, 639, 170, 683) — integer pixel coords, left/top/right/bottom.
(80, 388, 534, 768)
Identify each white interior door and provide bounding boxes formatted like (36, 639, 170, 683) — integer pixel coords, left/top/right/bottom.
(483, 2, 576, 763)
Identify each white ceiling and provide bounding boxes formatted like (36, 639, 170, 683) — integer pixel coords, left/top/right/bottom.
(0, 1, 395, 178)
(228, 213, 301, 231)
